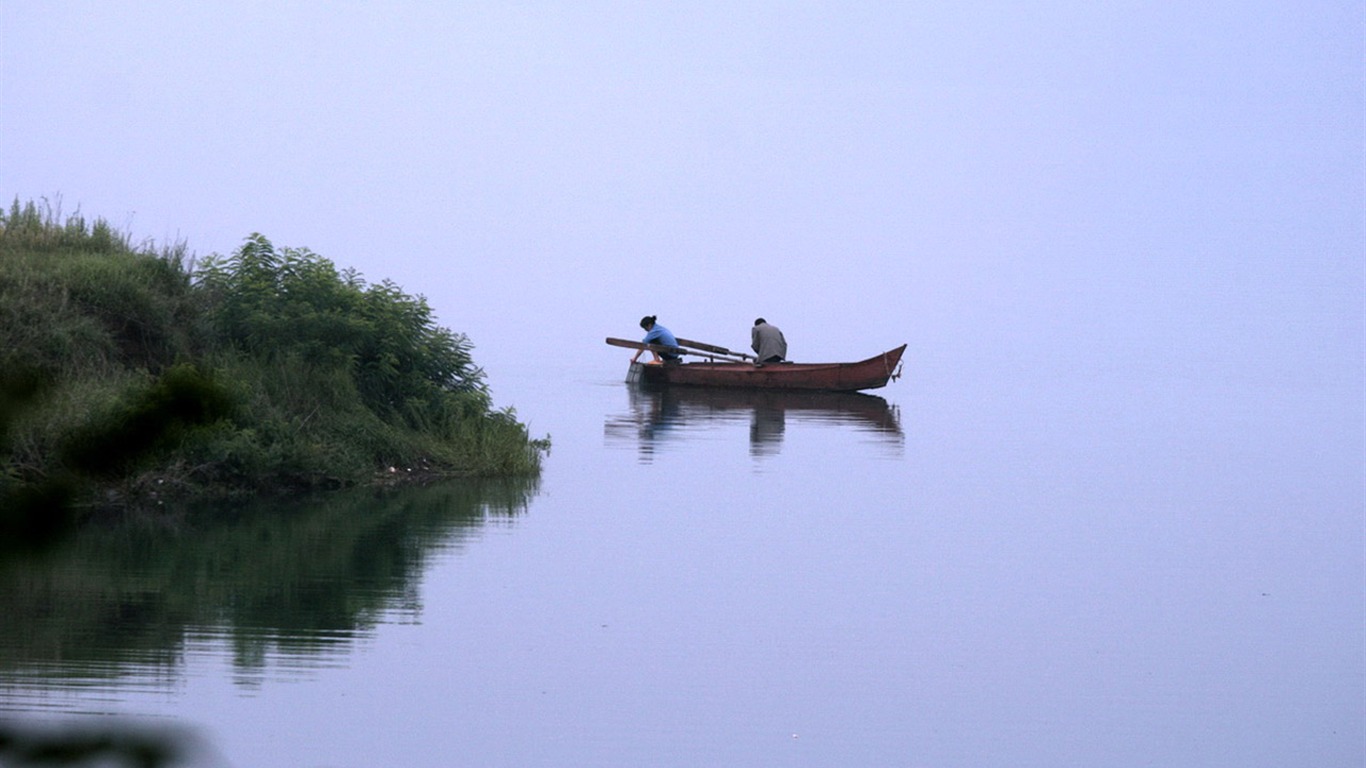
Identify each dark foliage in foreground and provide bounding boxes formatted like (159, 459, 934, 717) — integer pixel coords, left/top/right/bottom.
(0, 724, 191, 768)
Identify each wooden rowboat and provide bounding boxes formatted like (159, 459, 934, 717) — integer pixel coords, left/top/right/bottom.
(605, 337, 906, 392)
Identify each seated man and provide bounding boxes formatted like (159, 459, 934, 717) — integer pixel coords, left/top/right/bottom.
(751, 318, 787, 363)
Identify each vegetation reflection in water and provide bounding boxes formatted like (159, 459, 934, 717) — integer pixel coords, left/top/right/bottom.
(0, 476, 538, 707)
(604, 384, 904, 461)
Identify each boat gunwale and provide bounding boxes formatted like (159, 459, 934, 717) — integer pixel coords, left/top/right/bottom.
(670, 344, 906, 371)
(639, 344, 906, 392)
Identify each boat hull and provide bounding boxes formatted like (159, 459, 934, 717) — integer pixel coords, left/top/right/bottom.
(637, 344, 906, 392)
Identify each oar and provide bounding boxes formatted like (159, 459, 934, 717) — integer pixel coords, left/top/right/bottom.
(605, 337, 750, 363)
(675, 337, 757, 361)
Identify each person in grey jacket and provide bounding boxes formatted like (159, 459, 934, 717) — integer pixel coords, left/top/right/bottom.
(751, 318, 787, 363)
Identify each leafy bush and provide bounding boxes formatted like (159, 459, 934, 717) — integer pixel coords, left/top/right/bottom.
(193, 234, 542, 481)
(196, 235, 487, 416)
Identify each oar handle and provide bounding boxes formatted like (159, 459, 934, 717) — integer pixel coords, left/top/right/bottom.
(675, 337, 756, 360)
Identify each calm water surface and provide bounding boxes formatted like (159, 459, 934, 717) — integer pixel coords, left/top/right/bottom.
(1, 357, 1361, 767)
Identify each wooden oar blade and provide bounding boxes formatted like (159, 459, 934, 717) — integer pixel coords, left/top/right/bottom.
(605, 337, 680, 354)
(606, 337, 750, 363)
(606, 336, 645, 350)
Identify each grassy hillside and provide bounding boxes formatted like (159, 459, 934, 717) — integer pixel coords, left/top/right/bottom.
(0, 200, 547, 524)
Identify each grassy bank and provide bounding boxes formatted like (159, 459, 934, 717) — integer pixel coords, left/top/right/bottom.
(0, 200, 547, 525)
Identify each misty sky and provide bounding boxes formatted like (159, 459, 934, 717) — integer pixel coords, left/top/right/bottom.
(1, 2, 1361, 404)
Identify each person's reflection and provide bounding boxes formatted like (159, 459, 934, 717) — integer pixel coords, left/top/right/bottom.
(637, 390, 680, 463)
(748, 403, 785, 458)
(603, 386, 680, 464)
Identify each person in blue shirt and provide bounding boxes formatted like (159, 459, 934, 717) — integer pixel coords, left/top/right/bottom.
(630, 315, 682, 364)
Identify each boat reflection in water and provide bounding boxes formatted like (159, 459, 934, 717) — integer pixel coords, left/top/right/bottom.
(604, 383, 904, 462)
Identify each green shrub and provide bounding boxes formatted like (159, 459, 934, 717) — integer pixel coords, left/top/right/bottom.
(0, 201, 546, 518)
(196, 234, 487, 413)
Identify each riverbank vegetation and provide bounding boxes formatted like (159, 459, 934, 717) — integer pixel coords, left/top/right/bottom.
(0, 199, 546, 527)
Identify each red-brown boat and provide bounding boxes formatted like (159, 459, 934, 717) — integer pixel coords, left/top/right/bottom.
(606, 337, 906, 392)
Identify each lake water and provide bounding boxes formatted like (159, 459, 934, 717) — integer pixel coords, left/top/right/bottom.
(0, 355, 1361, 768)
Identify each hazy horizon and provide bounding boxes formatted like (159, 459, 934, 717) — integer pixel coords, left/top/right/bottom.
(0, 3, 1359, 422)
